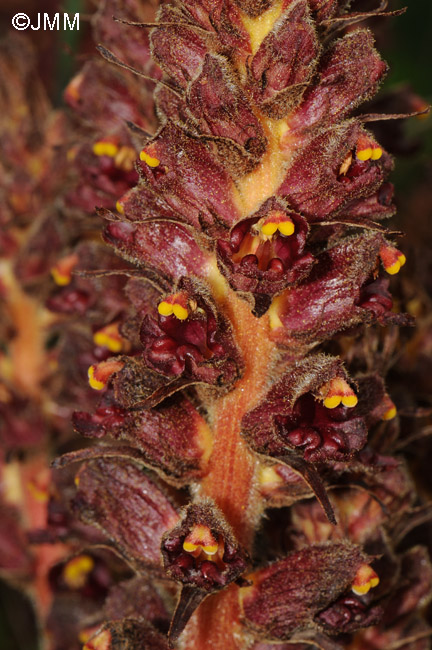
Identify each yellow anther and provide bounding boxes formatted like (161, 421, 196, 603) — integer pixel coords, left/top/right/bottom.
(370, 147, 383, 160)
(202, 543, 219, 555)
(183, 525, 218, 556)
(278, 220, 295, 236)
(321, 377, 357, 409)
(172, 304, 189, 320)
(386, 260, 401, 275)
(63, 555, 94, 589)
(51, 267, 71, 287)
(74, 475, 80, 487)
(92, 141, 119, 158)
(356, 148, 372, 161)
(382, 405, 397, 421)
(115, 201, 124, 215)
(261, 222, 278, 236)
(381, 246, 406, 275)
(51, 254, 79, 286)
(93, 330, 123, 354)
(158, 301, 174, 317)
(352, 564, 379, 596)
(323, 395, 342, 409)
(140, 150, 160, 167)
(341, 394, 358, 408)
(88, 365, 105, 391)
(158, 295, 189, 320)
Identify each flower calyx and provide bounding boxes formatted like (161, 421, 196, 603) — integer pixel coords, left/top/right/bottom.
(217, 198, 314, 312)
(161, 501, 249, 643)
(161, 501, 249, 592)
(141, 278, 244, 389)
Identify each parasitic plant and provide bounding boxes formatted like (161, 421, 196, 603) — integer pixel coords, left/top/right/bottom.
(62, 0, 432, 648)
(2, 1, 431, 649)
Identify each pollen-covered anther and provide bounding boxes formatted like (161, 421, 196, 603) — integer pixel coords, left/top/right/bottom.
(139, 145, 160, 168)
(351, 564, 379, 596)
(83, 628, 111, 650)
(381, 395, 397, 421)
(115, 200, 124, 214)
(50, 253, 79, 286)
(183, 524, 219, 557)
(63, 554, 94, 589)
(88, 359, 124, 390)
(356, 135, 383, 162)
(320, 377, 358, 409)
(92, 140, 119, 158)
(158, 293, 192, 321)
(256, 211, 295, 239)
(93, 322, 124, 353)
(379, 244, 406, 275)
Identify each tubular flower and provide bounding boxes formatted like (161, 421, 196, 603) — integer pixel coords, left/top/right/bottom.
(1, 0, 430, 649)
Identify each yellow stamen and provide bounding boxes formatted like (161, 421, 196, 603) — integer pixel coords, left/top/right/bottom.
(323, 395, 342, 409)
(321, 377, 358, 409)
(356, 148, 372, 161)
(93, 324, 123, 353)
(88, 365, 105, 390)
(278, 220, 295, 236)
(140, 150, 160, 167)
(92, 141, 119, 158)
(380, 245, 406, 275)
(183, 525, 219, 556)
(341, 394, 358, 408)
(63, 555, 94, 589)
(352, 564, 379, 596)
(51, 253, 79, 286)
(386, 260, 401, 275)
(158, 294, 190, 320)
(382, 405, 397, 421)
(51, 268, 71, 286)
(115, 200, 124, 215)
(158, 301, 174, 317)
(261, 222, 278, 236)
(370, 147, 383, 160)
(172, 304, 189, 320)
